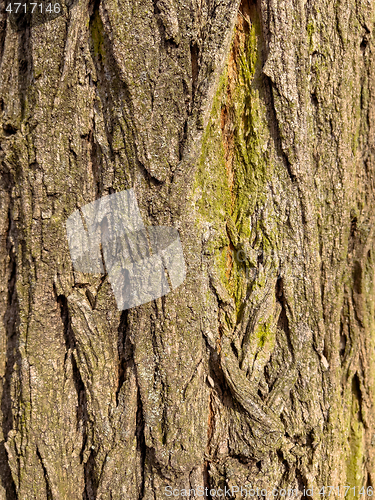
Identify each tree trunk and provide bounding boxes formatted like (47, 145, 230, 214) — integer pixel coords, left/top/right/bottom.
(1, 0, 375, 498)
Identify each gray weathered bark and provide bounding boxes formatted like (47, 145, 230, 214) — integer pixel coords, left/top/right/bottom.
(1, 0, 375, 498)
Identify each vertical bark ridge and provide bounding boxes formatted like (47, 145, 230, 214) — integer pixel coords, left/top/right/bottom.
(0, 175, 18, 499)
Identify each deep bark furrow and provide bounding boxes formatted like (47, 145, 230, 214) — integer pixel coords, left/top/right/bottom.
(0, 191, 17, 499)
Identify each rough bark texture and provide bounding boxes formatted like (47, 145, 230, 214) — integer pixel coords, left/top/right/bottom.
(0, 0, 375, 498)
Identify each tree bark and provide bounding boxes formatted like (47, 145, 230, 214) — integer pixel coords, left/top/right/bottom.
(0, 0, 375, 498)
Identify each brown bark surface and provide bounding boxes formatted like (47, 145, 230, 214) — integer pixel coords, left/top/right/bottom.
(0, 0, 375, 498)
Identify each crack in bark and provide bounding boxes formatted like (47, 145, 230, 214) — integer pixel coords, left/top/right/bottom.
(36, 447, 52, 500)
(0, 14, 6, 67)
(0, 177, 18, 499)
(136, 388, 146, 500)
(17, 27, 33, 123)
(115, 310, 128, 406)
(83, 449, 98, 500)
(55, 292, 94, 500)
(203, 391, 214, 498)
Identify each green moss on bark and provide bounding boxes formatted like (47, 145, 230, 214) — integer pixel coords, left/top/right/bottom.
(194, 9, 274, 323)
(346, 378, 365, 496)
